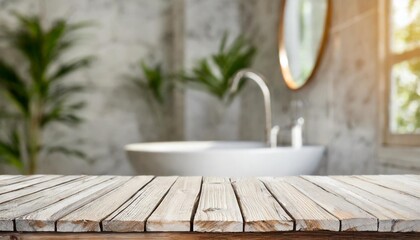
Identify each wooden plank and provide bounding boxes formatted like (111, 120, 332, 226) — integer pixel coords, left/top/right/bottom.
(231, 178, 293, 232)
(15, 176, 123, 232)
(0, 175, 24, 184)
(0, 175, 21, 180)
(284, 177, 377, 231)
(103, 176, 177, 232)
(0, 174, 417, 235)
(399, 175, 420, 185)
(193, 177, 243, 232)
(0, 176, 26, 187)
(304, 176, 420, 232)
(357, 175, 420, 198)
(0, 175, 81, 204)
(146, 176, 201, 232)
(0, 175, 59, 195)
(57, 176, 153, 232)
(2, 232, 420, 240)
(261, 177, 339, 231)
(334, 176, 420, 214)
(406, 175, 420, 181)
(0, 176, 87, 212)
(0, 176, 109, 231)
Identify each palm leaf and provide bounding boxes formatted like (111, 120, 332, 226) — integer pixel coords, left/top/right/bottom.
(0, 13, 93, 173)
(0, 60, 29, 115)
(41, 101, 85, 128)
(45, 145, 86, 159)
(129, 61, 170, 105)
(49, 57, 94, 82)
(219, 32, 228, 52)
(11, 14, 45, 81)
(0, 130, 24, 171)
(182, 34, 256, 101)
(47, 84, 85, 102)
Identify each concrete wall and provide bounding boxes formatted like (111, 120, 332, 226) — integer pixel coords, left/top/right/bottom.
(183, 0, 242, 141)
(238, 0, 380, 174)
(1, 0, 411, 175)
(0, 0, 174, 174)
(299, 1, 379, 174)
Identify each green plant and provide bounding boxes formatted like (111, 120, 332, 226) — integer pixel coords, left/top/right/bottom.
(182, 34, 256, 101)
(128, 61, 170, 105)
(0, 14, 94, 174)
(126, 61, 173, 140)
(393, 0, 420, 133)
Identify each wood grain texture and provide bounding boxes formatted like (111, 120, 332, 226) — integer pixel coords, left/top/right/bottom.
(193, 177, 243, 232)
(0, 176, 25, 186)
(0, 176, 87, 212)
(284, 177, 377, 231)
(57, 176, 153, 232)
(261, 178, 339, 231)
(0, 175, 420, 235)
(102, 176, 177, 232)
(0, 175, 21, 180)
(304, 176, 420, 232)
(0, 175, 59, 195)
(231, 178, 293, 232)
(334, 176, 420, 214)
(357, 175, 420, 198)
(15, 176, 122, 232)
(405, 175, 420, 182)
(0, 175, 81, 204)
(1, 232, 420, 240)
(146, 177, 201, 232)
(0, 176, 100, 231)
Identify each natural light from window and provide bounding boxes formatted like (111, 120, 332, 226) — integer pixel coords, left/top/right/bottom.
(390, 0, 420, 134)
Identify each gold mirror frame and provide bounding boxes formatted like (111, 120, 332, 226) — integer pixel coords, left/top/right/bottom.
(278, 0, 332, 90)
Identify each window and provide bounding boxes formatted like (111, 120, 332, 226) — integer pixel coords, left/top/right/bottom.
(381, 0, 420, 146)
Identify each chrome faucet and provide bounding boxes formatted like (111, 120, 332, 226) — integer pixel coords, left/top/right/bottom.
(230, 69, 278, 147)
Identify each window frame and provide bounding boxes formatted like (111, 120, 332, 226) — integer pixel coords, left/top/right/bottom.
(379, 0, 420, 147)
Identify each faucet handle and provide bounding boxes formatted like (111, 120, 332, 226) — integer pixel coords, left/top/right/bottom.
(270, 125, 280, 148)
(295, 117, 305, 126)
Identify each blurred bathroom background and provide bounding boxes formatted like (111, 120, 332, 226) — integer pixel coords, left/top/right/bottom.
(0, 0, 419, 175)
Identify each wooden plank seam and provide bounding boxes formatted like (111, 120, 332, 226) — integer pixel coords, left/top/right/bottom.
(0, 175, 420, 234)
(302, 177, 387, 231)
(99, 176, 156, 232)
(101, 176, 176, 232)
(189, 177, 203, 232)
(298, 177, 347, 231)
(48, 176, 122, 232)
(258, 179, 297, 231)
(230, 178, 246, 232)
(143, 177, 178, 232)
(260, 177, 341, 231)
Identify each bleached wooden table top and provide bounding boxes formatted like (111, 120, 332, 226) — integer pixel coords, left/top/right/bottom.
(0, 174, 419, 239)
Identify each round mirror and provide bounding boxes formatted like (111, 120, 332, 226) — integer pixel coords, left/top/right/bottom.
(278, 0, 330, 90)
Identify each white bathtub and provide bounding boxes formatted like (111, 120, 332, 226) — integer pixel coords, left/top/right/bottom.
(125, 141, 325, 177)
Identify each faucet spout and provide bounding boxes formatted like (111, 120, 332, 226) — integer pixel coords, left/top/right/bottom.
(230, 69, 273, 147)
